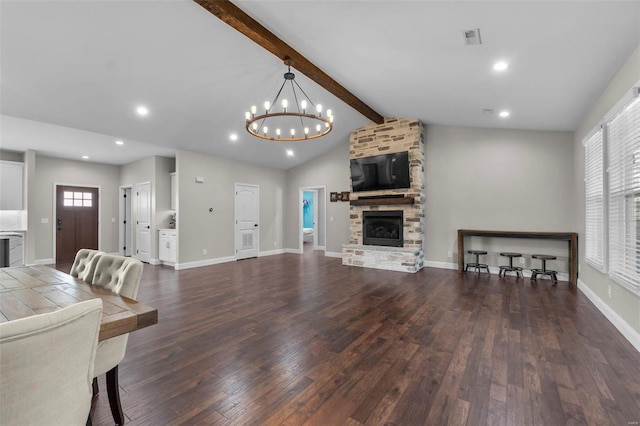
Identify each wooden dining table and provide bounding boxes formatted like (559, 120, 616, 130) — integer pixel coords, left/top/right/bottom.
(0, 265, 157, 341)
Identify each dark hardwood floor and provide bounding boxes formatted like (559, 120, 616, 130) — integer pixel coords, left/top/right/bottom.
(57, 250, 640, 425)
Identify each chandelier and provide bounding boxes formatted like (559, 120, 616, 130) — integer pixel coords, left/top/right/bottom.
(245, 64, 334, 142)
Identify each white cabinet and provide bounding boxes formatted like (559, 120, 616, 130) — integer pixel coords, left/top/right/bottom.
(0, 161, 24, 210)
(159, 229, 177, 263)
(170, 172, 177, 211)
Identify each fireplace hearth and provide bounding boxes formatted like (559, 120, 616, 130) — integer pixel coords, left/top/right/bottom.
(363, 211, 403, 247)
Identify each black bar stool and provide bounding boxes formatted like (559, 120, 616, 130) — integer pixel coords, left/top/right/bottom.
(499, 252, 523, 278)
(531, 254, 558, 283)
(464, 250, 489, 274)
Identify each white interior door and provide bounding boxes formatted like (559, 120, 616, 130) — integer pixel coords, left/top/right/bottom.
(235, 183, 259, 260)
(136, 182, 151, 263)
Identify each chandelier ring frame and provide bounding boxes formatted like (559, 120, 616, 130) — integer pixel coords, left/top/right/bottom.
(245, 112, 333, 142)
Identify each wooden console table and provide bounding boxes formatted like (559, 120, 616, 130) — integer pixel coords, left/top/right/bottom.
(457, 229, 578, 285)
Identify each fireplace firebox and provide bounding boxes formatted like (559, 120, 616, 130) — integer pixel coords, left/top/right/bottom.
(363, 211, 403, 247)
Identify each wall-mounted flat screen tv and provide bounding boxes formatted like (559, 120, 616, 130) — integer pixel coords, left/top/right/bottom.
(350, 151, 410, 192)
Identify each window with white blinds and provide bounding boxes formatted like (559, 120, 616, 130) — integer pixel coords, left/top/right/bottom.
(607, 93, 640, 291)
(584, 129, 605, 270)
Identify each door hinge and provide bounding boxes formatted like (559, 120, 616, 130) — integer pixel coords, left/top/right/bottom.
(123, 194, 127, 198)
(123, 246, 126, 250)
(123, 220, 126, 224)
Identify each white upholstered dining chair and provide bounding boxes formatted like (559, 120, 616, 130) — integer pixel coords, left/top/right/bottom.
(70, 248, 105, 282)
(90, 254, 144, 425)
(0, 299, 103, 426)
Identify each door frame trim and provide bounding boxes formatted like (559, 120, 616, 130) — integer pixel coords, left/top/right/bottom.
(234, 182, 260, 260)
(52, 182, 102, 263)
(298, 185, 327, 254)
(119, 185, 133, 256)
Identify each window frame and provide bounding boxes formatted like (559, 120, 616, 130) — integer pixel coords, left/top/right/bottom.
(604, 86, 640, 294)
(583, 126, 606, 271)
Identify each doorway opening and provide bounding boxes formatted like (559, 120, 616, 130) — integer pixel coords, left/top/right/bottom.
(299, 186, 326, 254)
(119, 186, 132, 256)
(235, 183, 260, 260)
(55, 185, 99, 263)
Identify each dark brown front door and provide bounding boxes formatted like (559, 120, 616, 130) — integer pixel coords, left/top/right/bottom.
(56, 185, 99, 263)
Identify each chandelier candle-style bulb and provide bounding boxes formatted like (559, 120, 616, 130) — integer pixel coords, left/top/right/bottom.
(263, 126, 268, 135)
(251, 105, 257, 116)
(316, 104, 323, 115)
(264, 101, 270, 112)
(276, 128, 281, 136)
(327, 109, 332, 117)
(245, 111, 250, 120)
(290, 129, 295, 136)
(252, 122, 258, 130)
(316, 124, 321, 133)
(282, 99, 288, 112)
(304, 127, 309, 135)
(301, 100, 307, 112)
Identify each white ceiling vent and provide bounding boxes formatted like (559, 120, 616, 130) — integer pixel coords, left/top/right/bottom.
(482, 108, 494, 115)
(463, 28, 482, 46)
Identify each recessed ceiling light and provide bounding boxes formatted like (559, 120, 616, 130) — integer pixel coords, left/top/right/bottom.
(499, 110, 510, 118)
(493, 61, 509, 71)
(229, 133, 238, 141)
(286, 150, 294, 157)
(82, 155, 89, 160)
(115, 140, 124, 145)
(136, 105, 149, 116)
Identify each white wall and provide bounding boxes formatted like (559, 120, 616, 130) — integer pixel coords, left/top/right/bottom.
(425, 125, 575, 271)
(285, 142, 351, 254)
(29, 155, 120, 263)
(573, 44, 640, 338)
(176, 149, 286, 265)
(285, 125, 576, 269)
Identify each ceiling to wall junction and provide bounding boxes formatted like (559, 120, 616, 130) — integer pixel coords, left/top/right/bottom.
(1, 0, 638, 168)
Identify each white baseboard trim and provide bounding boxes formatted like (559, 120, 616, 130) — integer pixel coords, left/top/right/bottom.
(148, 258, 161, 266)
(316, 245, 326, 251)
(34, 258, 54, 265)
(424, 260, 457, 270)
(175, 255, 236, 270)
(259, 249, 285, 257)
(578, 279, 640, 353)
(325, 251, 342, 259)
(284, 248, 302, 255)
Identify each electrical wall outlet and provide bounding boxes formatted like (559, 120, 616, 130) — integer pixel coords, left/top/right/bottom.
(607, 285, 612, 298)
(447, 251, 452, 258)
(520, 257, 526, 264)
(202, 249, 207, 255)
(274, 241, 277, 247)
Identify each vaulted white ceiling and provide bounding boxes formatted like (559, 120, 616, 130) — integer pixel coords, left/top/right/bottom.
(1, 1, 638, 169)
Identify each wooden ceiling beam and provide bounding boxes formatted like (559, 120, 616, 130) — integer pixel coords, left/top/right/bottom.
(194, 0, 384, 124)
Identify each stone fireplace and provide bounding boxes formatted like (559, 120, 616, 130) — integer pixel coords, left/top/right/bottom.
(342, 118, 425, 273)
